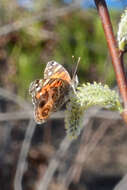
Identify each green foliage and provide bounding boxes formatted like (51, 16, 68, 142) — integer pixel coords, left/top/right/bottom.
(53, 12, 116, 84)
(54, 13, 94, 80)
(7, 23, 46, 97)
(93, 17, 107, 74)
(17, 50, 42, 97)
(5, 10, 120, 97)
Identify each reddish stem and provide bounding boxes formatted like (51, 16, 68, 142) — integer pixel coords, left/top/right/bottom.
(94, 0, 127, 123)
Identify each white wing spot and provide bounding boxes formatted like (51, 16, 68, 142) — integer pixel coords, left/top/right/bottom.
(43, 79, 50, 86)
(54, 64, 62, 72)
(48, 66, 53, 70)
(39, 79, 43, 83)
(32, 99, 35, 105)
(48, 71, 52, 76)
(36, 86, 41, 92)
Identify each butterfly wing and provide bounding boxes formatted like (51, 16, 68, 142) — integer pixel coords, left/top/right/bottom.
(44, 60, 78, 91)
(44, 60, 71, 83)
(29, 60, 76, 124)
(34, 78, 71, 124)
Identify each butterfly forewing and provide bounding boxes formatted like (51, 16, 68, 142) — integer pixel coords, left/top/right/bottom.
(44, 60, 71, 83)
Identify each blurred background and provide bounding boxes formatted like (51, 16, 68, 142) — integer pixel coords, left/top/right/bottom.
(0, 0, 127, 190)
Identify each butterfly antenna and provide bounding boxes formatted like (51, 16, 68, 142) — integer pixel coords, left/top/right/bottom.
(72, 56, 80, 81)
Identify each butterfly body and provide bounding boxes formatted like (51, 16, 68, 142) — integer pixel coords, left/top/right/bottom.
(29, 60, 78, 124)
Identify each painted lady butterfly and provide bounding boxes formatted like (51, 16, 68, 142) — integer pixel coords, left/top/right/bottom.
(29, 60, 78, 124)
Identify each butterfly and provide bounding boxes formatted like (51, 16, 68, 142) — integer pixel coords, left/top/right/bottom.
(29, 60, 79, 124)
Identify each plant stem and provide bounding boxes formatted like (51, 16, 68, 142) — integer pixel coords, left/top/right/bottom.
(94, 0, 127, 122)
